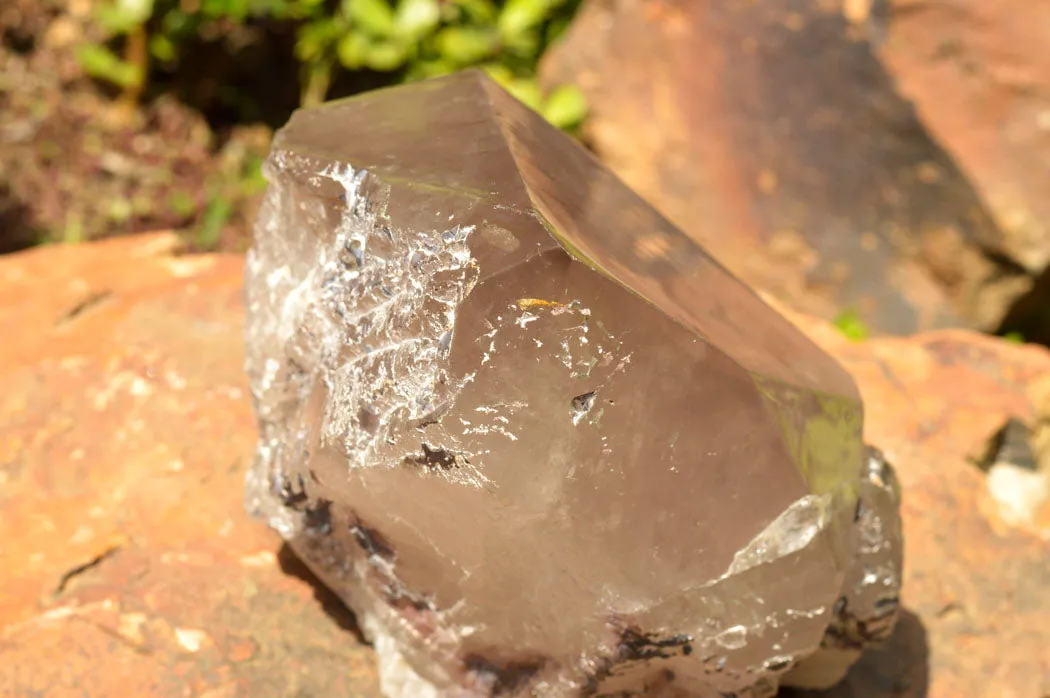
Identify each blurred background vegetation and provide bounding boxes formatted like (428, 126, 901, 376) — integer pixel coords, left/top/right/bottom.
(5, 0, 1048, 346)
(0, 0, 585, 254)
(80, 0, 586, 124)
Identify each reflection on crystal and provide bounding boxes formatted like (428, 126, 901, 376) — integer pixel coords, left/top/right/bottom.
(244, 71, 903, 697)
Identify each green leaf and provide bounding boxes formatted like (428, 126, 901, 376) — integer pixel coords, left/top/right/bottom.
(364, 39, 408, 70)
(395, 0, 440, 40)
(544, 13, 573, 43)
(96, 0, 154, 34)
(498, 0, 553, 39)
(450, 0, 498, 23)
(345, 0, 396, 36)
(832, 308, 870, 342)
(201, 0, 250, 21)
(1003, 331, 1026, 345)
(337, 31, 370, 68)
(149, 34, 176, 62)
(77, 44, 142, 88)
(274, 0, 324, 19)
(542, 83, 587, 129)
(161, 8, 195, 38)
(479, 62, 515, 87)
(296, 18, 342, 61)
(404, 58, 459, 81)
(197, 195, 233, 251)
(242, 154, 267, 192)
(435, 26, 498, 65)
(504, 77, 543, 111)
(500, 25, 539, 58)
(122, 0, 155, 22)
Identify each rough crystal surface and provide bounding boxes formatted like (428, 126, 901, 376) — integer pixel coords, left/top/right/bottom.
(244, 71, 904, 697)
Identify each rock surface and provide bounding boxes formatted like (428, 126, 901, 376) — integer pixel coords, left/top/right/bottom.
(0, 234, 381, 697)
(869, 0, 1050, 344)
(772, 302, 1050, 698)
(540, 0, 1044, 336)
(242, 71, 901, 697)
(870, 0, 1050, 277)
(1, 235, 1048, 697)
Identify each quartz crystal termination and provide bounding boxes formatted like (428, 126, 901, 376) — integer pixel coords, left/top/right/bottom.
(244, 71, 903, 698)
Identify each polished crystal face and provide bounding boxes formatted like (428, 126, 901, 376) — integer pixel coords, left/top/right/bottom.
(244, 71, 901, 697)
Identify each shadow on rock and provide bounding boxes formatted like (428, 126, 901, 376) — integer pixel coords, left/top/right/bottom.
(277, 542, 370, 645)
(781, 608, 929, 698)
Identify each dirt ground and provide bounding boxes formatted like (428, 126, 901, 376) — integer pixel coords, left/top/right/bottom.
(0, 0, 273, 255)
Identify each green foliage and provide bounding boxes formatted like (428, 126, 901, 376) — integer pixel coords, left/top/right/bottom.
(96, 0, 155, 35)
(77, 43, 142, 88)
(196, 194, 233, 250)
(82, 0, 586, 130)
(832, 308, 870, 342)
(1003, 331, 1026, 345)
(169, 191, 197, 218)
(542, 82, 587, 129)
(194, 152, 268, 250)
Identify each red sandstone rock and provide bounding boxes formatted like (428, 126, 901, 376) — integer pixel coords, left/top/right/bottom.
(1, 235, 1047, 696)
(779, 303, 1050, 698)
(0, 234, 381, 697)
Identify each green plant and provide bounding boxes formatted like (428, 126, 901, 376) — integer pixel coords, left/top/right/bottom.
(832, 308, 870, 342)
(196, 193, 234, 250)
(81, 0, 587, 130)
(193, 151, 269, 251)
(77, 0, 154, 104)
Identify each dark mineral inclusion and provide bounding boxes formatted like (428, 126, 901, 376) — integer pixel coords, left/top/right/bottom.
(244, 71, 903, 697)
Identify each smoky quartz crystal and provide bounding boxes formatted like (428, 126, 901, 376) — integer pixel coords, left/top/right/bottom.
(244, 71, 903, 697)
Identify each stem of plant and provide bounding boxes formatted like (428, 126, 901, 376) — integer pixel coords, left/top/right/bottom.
(122, 25, 149, 110)
(302, 60, 333, 108)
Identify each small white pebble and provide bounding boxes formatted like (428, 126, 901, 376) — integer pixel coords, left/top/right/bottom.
(987, 463, 1049, 526)
(174, 627, 211, 653)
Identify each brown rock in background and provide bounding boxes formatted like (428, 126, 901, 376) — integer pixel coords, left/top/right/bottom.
(869, 0, 1050, 274)
(541, 0, 1044, 336)
(2, 237, 1048, 696)
(867, 0, 1050, 343)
